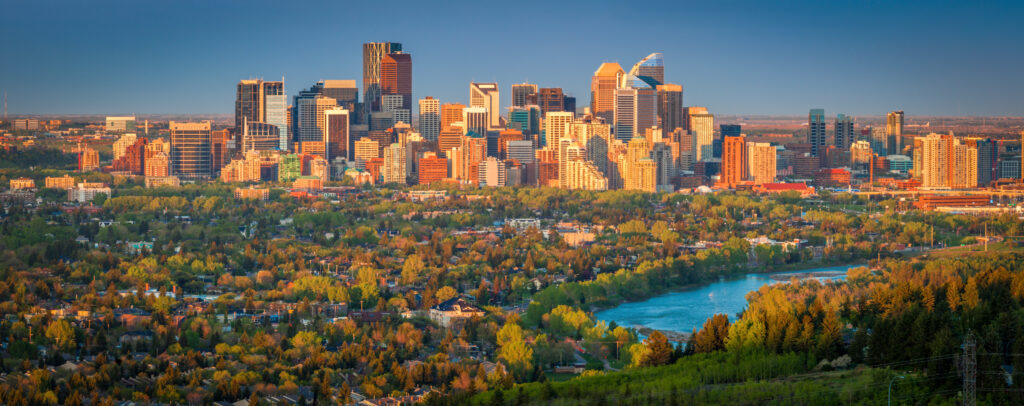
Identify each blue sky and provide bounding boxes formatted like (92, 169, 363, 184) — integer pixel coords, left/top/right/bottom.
(1, 0, 1022, 116)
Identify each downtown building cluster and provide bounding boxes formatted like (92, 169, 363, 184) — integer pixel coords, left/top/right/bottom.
(138, 45, 723, 192)
(70, 43, 1024, 196)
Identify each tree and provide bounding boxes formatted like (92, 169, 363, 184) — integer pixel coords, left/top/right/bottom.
(693, 314, 729, 353)
(497, 322, 533, 376)
(45, 319, 75, 352)
(641, 331, 672, 367)
(436, 286, 458, 303)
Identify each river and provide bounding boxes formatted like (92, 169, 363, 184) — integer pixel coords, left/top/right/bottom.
(594, 265, 853, 340)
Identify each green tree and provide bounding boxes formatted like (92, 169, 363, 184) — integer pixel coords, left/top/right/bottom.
(45, 319, 75, 352)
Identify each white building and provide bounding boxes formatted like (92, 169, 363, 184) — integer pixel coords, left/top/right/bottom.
(68, 183, 111, 203)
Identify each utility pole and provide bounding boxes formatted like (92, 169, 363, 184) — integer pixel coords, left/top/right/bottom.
(963, 332, 976, 406)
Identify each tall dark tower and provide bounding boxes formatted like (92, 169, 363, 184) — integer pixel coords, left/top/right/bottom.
(362, 42, 402, 113)
(809, 108, 826, 157)
(380, 52, 412, 110)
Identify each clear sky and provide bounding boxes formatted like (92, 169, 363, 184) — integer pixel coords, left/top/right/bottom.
(2, 0, 1023, 116)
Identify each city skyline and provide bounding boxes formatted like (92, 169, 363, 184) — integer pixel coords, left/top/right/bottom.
(2, 0, 1024, 116)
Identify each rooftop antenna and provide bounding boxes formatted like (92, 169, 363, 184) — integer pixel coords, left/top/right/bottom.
(3, 91, 6, 121)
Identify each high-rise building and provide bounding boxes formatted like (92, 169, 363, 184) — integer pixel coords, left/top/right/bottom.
(686, 107, 714, 161)
(656, 84, 683, 132)
(650, 142, 674, 191)
(545, 112, 574, 160)
(613, 77, 657, 142)
(835, 114, 854, 149)
(363, 42, 402, 112)
(508, 106, 542, 143)
(78, 147, 100, 171)
(720, 124, 741, 138)
(324, 108, 350, 161)
(557, 139, 584, 189)
(721, 135, 747, 188)
(511, 83, 537, 108)
(629, 53, 664, 87)
(381, 94, 410, 124)
(235, 80, 287, 149)
(747, 142, 777, 185)
(418, 152, 448, 184)
(113, 133, 138, 161)
(438, 126, 463, 158)
(418, 97, 440, 142)
(112, 137, 147, 175)
(441, 103, 465, 130)
(242, 120, 281, 152)
(538, 88, 564, 116)
(170, 121, 212, 180)
(353, 137, 380, 169)
(469, 82, 501, 129)
(459, 134, 487, 185)
(382, 143, 407, 184)
(887, 110, 904, 155)
(235, 80, 262, 130)
(918, 133, 953, 188)
(808, 109, 826, 157)
(591, 62, 625, 125)
(297, 95, 337, 144)
(498, 129, 524, 159)
(106, 116, 136, 133)
(507, 140, 536, 185)
(478, 156, 507, 187)
(145, 152, 169, 177)
(380, 52, 412, 111)
(463, 107, 488, 137)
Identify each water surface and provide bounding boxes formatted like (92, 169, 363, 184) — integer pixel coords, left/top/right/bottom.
(595, 265, 851, 336)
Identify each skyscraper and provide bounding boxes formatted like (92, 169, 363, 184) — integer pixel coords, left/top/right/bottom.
(241, 120, 281, 153)
(418, 97, 440, 142)
(380, 52, 412, 110)
(441, 103, 465, 130)
(511, 83, 537, 108)
(363, 42, 402, 112)
(590, 62, 625, 125)
(297, 95, 337, 144)
(656, 84, 683, 132)
(808, 109, 826, 157)
(478, 156, 507, 187)
(463, 107, 488, 137)
(747, 142, 777, 185)
(235, 80, 262, 130)
(236, 79, 287, 150)
(835, 114, 854, 149)
(264, 81, 288, 150)
(170, 121, 212, 180)
(720, 124, 741, 138)
(469, 82, 501, 129)
(538, 88, 564, 116)
(629, 53, 664, 87)
(686, 107, 714, 161)
(324, 108, 350, 161)
(721, 135, 747, 188)
(545, 111, 574, 157)
(613, 86, 655, 142)
(887, 110, 904, 155)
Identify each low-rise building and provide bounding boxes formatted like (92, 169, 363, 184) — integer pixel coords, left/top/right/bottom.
(234, 186, 270, 200)
(145, 176, 180, 188)
(429, 297, 484, 328)
(68, 182, 111, 203)
(44, 175, 76, 189)
(9, 177, 35, 190)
